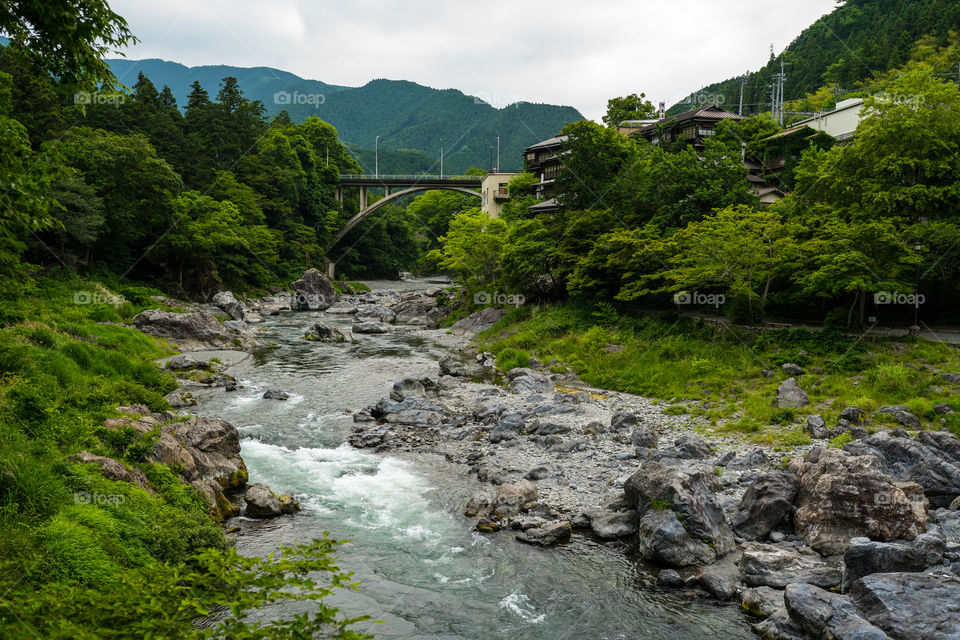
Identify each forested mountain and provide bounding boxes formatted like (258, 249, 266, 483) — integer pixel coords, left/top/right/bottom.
(105, 57, 583, 173)
(669, 0, 960, 116)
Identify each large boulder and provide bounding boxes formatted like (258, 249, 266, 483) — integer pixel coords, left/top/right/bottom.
(372, 396, 446, 427)
(133, 309, 254, 349)
(392, 294, 445, 327)
(506, 367, 554, 395)
(69, 451, 151, 491)
(354, 303, 397, 323)
(244, 483, 281, 518)
(491, 480, 538, 518)
(791, 448, 928, 555)
(731, 471, 800, 540)
(389, 378, 426, 402)
(291, 269, 338, 310)
(450, 307, 507, 334)
(842, 534, 946, 591)
(636, 508, 718, 566)
(625, 462, 736, 556)
(352, 321, 393, 334)
(873, 405, 921, 430)
(784, 583, 890, 640)
(850, 572, 960, 640)
(587, 509, 640, 539)
(212, 290, 245, 321)
(846, 430, 960, 508)
(740, 543, 843, 589)
(776, 377, 810, 409)
(741, 586, 785, 619)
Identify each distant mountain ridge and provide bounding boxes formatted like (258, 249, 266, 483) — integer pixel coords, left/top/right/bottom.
(105, 57, 583, 174)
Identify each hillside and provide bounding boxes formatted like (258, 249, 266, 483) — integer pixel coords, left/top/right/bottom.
(669, 0, 960, 116)
(105, 58, 583, 173)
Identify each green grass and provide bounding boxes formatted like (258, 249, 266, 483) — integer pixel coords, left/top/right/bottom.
(496, 347, 530, 372)
(478, 302, 960, 443)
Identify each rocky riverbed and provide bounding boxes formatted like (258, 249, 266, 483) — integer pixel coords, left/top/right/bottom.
(124, 271, 960, 639)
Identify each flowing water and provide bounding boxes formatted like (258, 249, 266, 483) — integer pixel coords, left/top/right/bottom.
(191, 279, 755, 640)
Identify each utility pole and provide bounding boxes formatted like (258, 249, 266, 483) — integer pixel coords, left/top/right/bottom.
(496, 136, 500, 172)
(771, 59, 787, 126)
(440, 138, 443, 179)
(738, 73, 748, 115)
(375, 135, 379, 178)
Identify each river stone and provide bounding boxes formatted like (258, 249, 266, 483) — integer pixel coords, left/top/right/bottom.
(697, 555, 741, 600)
(753, 607, 809, 640)
(167, 354, 209, 371)
(731, 471, 800, 540)
(740, 543, 843, 589)
(516, 520, 571, 546)
(325, 301, 357, 314)
(806, 414, 830, 439)
(842, 534, 946, 591)
(165, 389, 197, 408)
(782, 363, 806, 376)
(262, 389, 289, 400)
(784, 583, 890, 640)
(278, 493, 301, 515)
(850, 571, 960, 639)
(624, 461, 736, 556)
(630, 426, 658, 448)
(506, 368, 554, 395)
(133, 309, 253, 349)
(244, 483, 281, 518)
(587, 509, 640, 539)
(873, 405, 921, 430)
(390, 378, 426, 401)
(656, 569, 684, 588)
(212, 290, 245, 320)
(491, 480, 538, 518)
(741, 586, 785, 618)
(490, 411, 525, 443)
(355, 303, 397, 323)
(674, 434, 713, 459)
(304, 322, 354, 343)
(636, 508, 717, 567)
(611, 410, 639, 431)
(375, 395, 445, 427)
(449, 307, 507, 334)
(792, 448, 927, 555)
(846, 430, 960, 508)
(352, 321, 393, 334)
(291, 269, 337, 310)
(840, 406, 867, 425)
(776, 377, 810, 409)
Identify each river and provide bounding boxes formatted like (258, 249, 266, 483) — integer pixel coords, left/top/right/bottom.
(190, 279, 755, 640)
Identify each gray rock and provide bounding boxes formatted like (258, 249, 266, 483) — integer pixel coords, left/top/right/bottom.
(133, 309, 253, 349)
(934, 403, 954, 416)
(491, 480, 538, 518)
(840, 406, 867, 425)
(262, 389, 289, 400)
(490, 411, 526, 443)
(753, 607, 809, 640)
(351, 321, 393, 334)
(291, 269, 338, 310)
(524, 465, 551, 480)
(776, 377, 810, 409)
(449, 307, 507, 334)
(324, 301, 357, 314)
(165, 389, 197, 408)
(506, 368, 554, 395)
(656, 569, 684, 588)
(807, 415, 830, 439)
(516, 520, 571, 546)
(698, 556, 741, 600)
(390, 378, 426, 402)
(674, 434, 714, 459)
(439, 356, 479, 377)
(304, 322, 354, 342)
(782, 363, 806, 376)
(851, 571, 960, 640)
(740, 543, 843, 589)
(167, 354, 209, 370)
(636, 508, 718, 567)
(792, 448, 928, 555)
(625, 462, 736, 556)
(354, 303, 397, 323)
(731, 471, 800, 540)
(244, 483, 281, 518)
(874, 405, 921, 430)
(784, 583, 890, 640)
(611, 411, 639, 431)
(69, 451, 151, 491)
(212, 290, 245, 320)
(741, 586, 785, 618)
(843, 534, 946, 591)
(373, 396, 446, 427)
(588, 509, 640, 539)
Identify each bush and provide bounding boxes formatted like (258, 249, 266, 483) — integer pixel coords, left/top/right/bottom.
(496, 347, 530, 372)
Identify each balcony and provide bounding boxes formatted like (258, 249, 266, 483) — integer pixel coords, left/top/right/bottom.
(494, 187, 509, 200)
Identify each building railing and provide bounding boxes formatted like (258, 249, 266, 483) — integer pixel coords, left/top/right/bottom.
(339, 174, 479, 181)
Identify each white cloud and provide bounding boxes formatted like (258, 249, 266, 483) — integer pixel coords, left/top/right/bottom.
(111, 0, 837, 121)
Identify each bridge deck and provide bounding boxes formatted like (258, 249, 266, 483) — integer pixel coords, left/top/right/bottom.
(338, 174, 481, 188)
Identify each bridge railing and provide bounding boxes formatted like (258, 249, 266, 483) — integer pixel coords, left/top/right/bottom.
(338, 174, 480, 181)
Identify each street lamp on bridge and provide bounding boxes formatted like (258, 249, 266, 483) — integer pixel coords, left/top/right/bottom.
(440, 138, 444, 179)
(375, 135, 379, 179)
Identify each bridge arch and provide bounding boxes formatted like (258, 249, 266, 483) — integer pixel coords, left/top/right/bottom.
(333, 185, 480, 243)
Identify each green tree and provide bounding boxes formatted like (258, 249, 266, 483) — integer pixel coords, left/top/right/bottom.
(602, 93, 657, 128)
(428, 209, 507, 289)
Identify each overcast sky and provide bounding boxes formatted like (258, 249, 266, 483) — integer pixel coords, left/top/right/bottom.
(111, 0, 838, 121)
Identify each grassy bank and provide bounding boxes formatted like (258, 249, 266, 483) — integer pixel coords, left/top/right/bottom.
(478, 303, 960, 447)
(0, 273, 368, 638)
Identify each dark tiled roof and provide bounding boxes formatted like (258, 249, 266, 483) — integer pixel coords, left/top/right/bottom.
(638, 105, 745, 135)
(525, 135, 568, 152)
(528, 197, 559, 212)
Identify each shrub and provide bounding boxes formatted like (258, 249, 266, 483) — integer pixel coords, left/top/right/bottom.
(496, 347, 530, 372)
